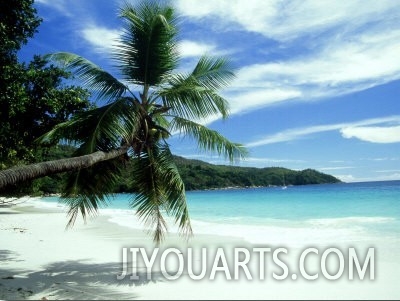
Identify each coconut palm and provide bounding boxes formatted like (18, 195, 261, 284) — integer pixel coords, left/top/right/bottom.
(0, 2, 247, 243)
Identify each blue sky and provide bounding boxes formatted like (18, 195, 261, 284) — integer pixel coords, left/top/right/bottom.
(20, 0, 400, 182)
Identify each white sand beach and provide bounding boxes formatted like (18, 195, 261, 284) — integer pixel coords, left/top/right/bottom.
(1, 198, 400, 300)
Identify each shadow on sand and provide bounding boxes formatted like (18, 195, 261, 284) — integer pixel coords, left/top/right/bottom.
(0, 253, 167, 300)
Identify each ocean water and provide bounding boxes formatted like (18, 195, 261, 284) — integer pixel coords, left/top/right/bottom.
(38, 181, 400, 247)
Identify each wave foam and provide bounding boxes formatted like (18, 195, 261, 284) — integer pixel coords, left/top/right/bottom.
(100, 209, 392, 247)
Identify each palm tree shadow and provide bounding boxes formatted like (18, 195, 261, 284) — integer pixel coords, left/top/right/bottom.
(0, 259, 167, 300)
(0, 250, 24, 262)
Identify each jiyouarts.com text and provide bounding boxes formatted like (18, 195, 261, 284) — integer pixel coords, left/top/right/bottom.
(116, 247, 375, 281)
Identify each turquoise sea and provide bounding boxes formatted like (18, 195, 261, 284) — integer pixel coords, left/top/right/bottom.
(40, 180, 400, 247)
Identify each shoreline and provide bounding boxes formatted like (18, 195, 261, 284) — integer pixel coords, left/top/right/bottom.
(1, 199, 400, 300)
(5, 179, 400, 198)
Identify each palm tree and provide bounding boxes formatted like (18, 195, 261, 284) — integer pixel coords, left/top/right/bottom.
(0, 2, 247, 243)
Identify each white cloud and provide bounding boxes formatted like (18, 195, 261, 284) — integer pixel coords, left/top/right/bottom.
(176, 1, 400, 116)
(178, 40, 217, 58)
(37, 0, 400, 120)
(240, 157, 305, 164)
(227, 86, 302, 114)
(225, 28, 400, 114)
(362, 157, 399, 162)
(383, 173, 400, 181)
(246, 115, 400, 147)
(81, 25, 121, 53)
(335, 174, 356, 182)
(338, 173, 400, 182)
(246, 123, 342, 147)
(341, 126, 400, 143)
(333, 172, 400, 183)
(175, 0, 398, 41)
(319, 167, 355, 171)
(175, 154, 304, 166)
(211, 157, 304, 167)
(35, 0, 71, 16)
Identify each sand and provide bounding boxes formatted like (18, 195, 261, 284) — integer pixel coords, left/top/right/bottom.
(1, 198, 399, 300)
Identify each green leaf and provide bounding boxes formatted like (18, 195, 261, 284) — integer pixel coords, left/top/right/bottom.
(158, 75, 229, 120)
(61, 158, 123, 227)
(130, 142, 192, 243)
(157, 56, 235, 120)
(45, 52, 128, 102)
(192, 56, 236, 91)
(170, 116, 248, 162)
(115, 2, 179, 88)
(38, 97, 141, 153)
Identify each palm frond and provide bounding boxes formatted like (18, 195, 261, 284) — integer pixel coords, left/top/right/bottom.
(170, 116, 248, 162)
(158, 74, 230, 120)
(157, 145, 192, 237)
(157, 55, 235, 120)
(38, 97, 141, 153)
(45, 52, 128, 102)
(130, 143, 192, 243)
(192, 56, 236, 91)
(130, 146, 167, 243)
(41, 99, 138, 229)
(115, 2, 179, 88)
(61, 157, 124, 228)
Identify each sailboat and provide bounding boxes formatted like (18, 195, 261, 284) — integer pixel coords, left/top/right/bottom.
(282, 174, 287, 190)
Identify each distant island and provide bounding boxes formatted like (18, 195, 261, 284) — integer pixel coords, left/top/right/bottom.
(6, 145, 341, 196)
(172, 156, 341, 191)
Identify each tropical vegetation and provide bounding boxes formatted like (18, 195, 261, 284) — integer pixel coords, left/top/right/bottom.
(0, 2, 247, 243)
(0, 0, 92, 194)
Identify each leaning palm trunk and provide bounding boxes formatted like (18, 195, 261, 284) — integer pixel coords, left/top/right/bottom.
(0, 145, 129, 189)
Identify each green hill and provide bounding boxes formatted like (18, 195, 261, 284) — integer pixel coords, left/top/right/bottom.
(173, 156, 341, 190)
